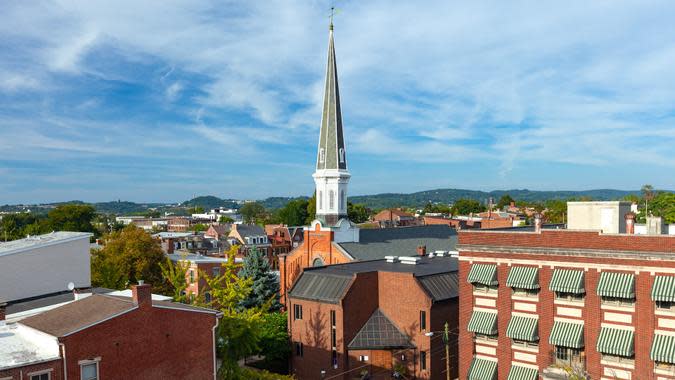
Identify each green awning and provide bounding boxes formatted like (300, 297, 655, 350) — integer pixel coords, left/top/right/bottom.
(549, 321, 584, 348)
(468, 264, 498, 286)
(652, 276, 675, 302)
(506, 266, 539, 289)
(507, 365, 538, 380)
(506, 315, 538, 342)
(468, 357, 497, 380)
(549, 269, 585, 294)
(651, 334, 675, 364)
(597, 272, 635, 298)
(468, 310, 498, 336)
(596, 327, 634, 357)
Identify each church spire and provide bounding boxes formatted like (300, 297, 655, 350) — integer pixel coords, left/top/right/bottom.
(313, 21, 351, 228)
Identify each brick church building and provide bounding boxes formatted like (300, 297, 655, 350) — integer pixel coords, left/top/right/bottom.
(278, 19, 457, 308)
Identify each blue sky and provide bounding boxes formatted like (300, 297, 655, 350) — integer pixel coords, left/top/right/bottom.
(1, 1, 675, 204)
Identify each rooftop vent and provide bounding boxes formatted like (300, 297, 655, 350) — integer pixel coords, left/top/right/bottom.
(447, 250, 459, 257)
(385, 256, 398, 263)
(399, 256, 421, 265)
(434, 250, 446, 257)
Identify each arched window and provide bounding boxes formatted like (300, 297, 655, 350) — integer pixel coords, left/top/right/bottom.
(329, 190, 335, 210)
(313, 257, 325, 267)
(340, 191, 345, 210)
(319, 148, 325, 163)
(319, 191, 323, 210)
(339, 148, 345, 163)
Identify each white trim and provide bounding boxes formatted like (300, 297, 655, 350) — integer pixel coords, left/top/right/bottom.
(0, 233, 93, 258)
(511, 361, 539, 370)
(511, 294, 539, 302)
(655, 309, 675, 317)
(554, 299, 585, 307)
(601, 304, 635, 312)
(511, 311, 539, 319)
(553, 316, 584, 324)
(77, 357, 101, 365)
(601, 358, 635, 370)
(63, 307, 138, 337)
(472, 290, 498, 298)
(654, 329, 675, 337)
(511, 344, 539, 353)
(79, 358, 100, 380)
(212, 316, 220, 380)
(27, 369, 53, 377)
(152, 304, 221, 315)
(472, 306, 498, 314)
(474, 354, 498, 362)
(600, 322, 634, 331)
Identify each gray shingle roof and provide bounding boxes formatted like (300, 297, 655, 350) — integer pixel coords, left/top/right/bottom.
(235, 224, 266, 238)
(348, 309, 413, 350)
(288, 272, 352, 304)
(338, 225, 457, 261)
(417, 273, 459, 301)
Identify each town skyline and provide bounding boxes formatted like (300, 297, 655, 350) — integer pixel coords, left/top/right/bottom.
(2, 1, 675, 204)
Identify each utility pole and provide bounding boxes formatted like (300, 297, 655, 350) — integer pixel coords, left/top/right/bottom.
(444, 322, 450, 380)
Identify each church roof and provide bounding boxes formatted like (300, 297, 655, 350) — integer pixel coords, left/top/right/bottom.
(316, 26, 346, 171)
(337, 225, 457, 261)
(348, 309, 413, 350)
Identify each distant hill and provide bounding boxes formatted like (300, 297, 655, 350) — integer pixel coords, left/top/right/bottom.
(180, 196, 239, 210)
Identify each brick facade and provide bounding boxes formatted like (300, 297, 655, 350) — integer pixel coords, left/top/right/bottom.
(457, 229, 675, 380)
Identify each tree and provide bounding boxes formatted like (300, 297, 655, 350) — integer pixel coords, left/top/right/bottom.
(305, 193, 316, 224)
(648, 192, 675, 224)
(450, 199, 485, 216)
(91, 225, 166, 291)
(275, 199, 309, 226)
(1, 212, 45, 241)
(240, 202, 267, 224)
(159, 254, 190, 303)
(219, 215, 235, 223)
(348, 202, 370, 223)
(642, 184, 655, 216)
(255, 312, 291, 371)
(188, 206, 205, 214)
(47, 204, 96, 234)
(238, 247, 281, 311)
(422, 202, 451, 215)
(544, 199, 567, 224)
(192, 223, 208, 232)
(496, 194, 515, 209)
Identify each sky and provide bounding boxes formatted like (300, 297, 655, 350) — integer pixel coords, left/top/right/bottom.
(1, 1, 675, 204)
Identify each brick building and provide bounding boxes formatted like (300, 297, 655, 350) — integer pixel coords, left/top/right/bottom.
(456, 219, 675, 379)
(288, 255, 459, 379)
(0, 283, 221, 380)
(167, 253, 241, 301)
(373, 209, 418, 228)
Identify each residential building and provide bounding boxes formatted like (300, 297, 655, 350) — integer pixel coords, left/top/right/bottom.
(204, 224, 231, 241)
(457, 215, 675, 379)
(279, 22, 457, 307)
(288, 255, 459, 380)
(154, 232, 229, 256)
(0, 232, 92, 302)
(372, 209, 418, 228)
(228, 224, 272, 257)
(167, 253, 242, 301)
(0, 283, 221, 380)
(167, 216, 193, 232)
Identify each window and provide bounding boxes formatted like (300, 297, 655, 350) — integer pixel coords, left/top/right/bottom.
(601, 296, 635, 307)
(420, 310, 427, 331)
(331, 310, 337, 348)
(473, 284, 498, 293)
(339, 148, 345, 163)
(212, 267, 221, 277)
(512, 288, 539, 297)
(513, 339, 539, 349)
(555, 347, 582, 366)
(30, 373, 50, 380)
(319, 148, 325, 163)
(420, 351, 427, 370)
(329, 190, 335, 210)
(204, 292, 211, 303)
(359, 355, 369, 362)
(294, 304, 303, 320)
(474, 334, 498, 342)
(657, 301, 675, 310)
(332, 350, 338, 369)
(555, 292, 585, 302)
(331, 310, 336, 327)
(656, 361, 675, 370)
(294, 342, 303, 357)
(602, 354, 634, 365)
(319, 191, 323, 210)
(340, 191, 345, 210)
(189, 270, 195, 283)
(80, 362, 99, 380)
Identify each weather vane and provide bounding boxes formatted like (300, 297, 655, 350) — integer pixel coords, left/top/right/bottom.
(329, 4, 340, 30)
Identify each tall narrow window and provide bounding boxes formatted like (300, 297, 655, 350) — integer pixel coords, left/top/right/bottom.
(420, 310, 427, 331)
(329, 190, 335, 210)
(295, 342, 304, 357)
(319, 191, 323, 211)
(340, 191, 345, 211)
(319, 148, 325, 163)
(294, 304, 303, 320)
(339, 148, 345, 163)
(330, 310, 337, 348)
(420, 351, 427, 370)
(189, 270, 195, 284)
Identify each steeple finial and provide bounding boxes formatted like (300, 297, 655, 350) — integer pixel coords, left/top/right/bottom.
(329, 7, 335, 30)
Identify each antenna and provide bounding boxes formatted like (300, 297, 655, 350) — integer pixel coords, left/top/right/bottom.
(67, 282, 75, 291)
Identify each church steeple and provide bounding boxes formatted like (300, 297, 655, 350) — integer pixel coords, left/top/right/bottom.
(312, 21, 352, 229)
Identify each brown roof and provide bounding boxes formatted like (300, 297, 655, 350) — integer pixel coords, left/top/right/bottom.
(208, 224, 230, 236)
(21, 294, 135, 337)
(373, 209, 414, 221)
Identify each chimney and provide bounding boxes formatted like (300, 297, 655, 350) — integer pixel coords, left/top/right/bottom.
(416, 245, 426, 256)
(0, 299, 6, 321)
(132, 281, 152, 310)
(534, 213, 542, 233)
(624, 212, 636, 234)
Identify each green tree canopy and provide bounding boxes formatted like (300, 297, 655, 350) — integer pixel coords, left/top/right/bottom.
(159, 254, 190, 303)
(496, 194, 515, 209)
(305, 193, 316, 224)
(422, 202, 451, 215)
(275, 199, 309, 226)
(240, 202, 267, 224)
(47, 204, 96, 233)
(219, 215, 235, 223)
(450, 199, 485, 216)
(348, 202, 371, 223)
(91, 225, 166, 291)
(648, 192, 675, 224)
(238, 247, 281, 311)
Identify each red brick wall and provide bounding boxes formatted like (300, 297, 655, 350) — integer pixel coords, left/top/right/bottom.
(0, 360, 62, 380)
(288, 299, 339, 379)
(62, 305, 217, 380)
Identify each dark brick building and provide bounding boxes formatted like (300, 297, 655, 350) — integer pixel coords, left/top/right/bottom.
(457, 227, 675, 379)
(288, 255, 459, 379)
(0, 283, 221, 380)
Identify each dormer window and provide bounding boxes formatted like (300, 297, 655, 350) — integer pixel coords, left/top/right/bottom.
(319, 148, 325, 163)
(339, 148, 345, 163)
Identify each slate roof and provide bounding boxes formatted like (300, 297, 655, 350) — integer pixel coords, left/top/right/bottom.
(348, 309, 413, 350)
(234, 224, 267, 238)
(288, 272, 352, 304)
(337, 225, 457, 261)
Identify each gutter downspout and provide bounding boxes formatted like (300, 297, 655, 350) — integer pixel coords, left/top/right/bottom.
(212, 314, 221, 380)
(59, 342, 68, 380)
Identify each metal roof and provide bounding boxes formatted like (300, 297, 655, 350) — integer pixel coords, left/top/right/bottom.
(0, 231, 92, 257)
(337, 225, 457, 261)
(288, 272, 352, 304)
(417, 272, 459, 301)
(308, 254, 457, 278)
(348, 309, 413, 350)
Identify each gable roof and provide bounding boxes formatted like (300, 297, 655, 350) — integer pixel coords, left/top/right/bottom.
(208, 224, 230, 236)
(417, 272, 459, 301)
(348, 309, 413, 350)
(288, 272, 352, 304)
(337, 225, 457, 261)
(232, 224, 266, 239)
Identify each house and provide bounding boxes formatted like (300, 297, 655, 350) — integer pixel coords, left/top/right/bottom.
(457, 212, 675, 379)
(167, 253, 242, 301)
(0, 283, 221, 380)
(204, 224, 231, 241)
(372, 209, 417, 228)
(288, 254, 459, 379)
(228, 224, 272, 258)
(167, 216, 193, 232)
(154, 232, 229, 256)
(0, 232, 92, 302)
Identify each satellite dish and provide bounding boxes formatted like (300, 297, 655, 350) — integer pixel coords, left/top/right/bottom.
(67, 282, 75, 291)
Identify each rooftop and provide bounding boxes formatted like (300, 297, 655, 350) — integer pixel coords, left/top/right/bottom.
(166, 253, 241, 264)
(0, 231, 92, 257)
(0, 322, 60, 371)
(153, 232, 194, 239)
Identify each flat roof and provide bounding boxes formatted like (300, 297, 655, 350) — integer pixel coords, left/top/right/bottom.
(0, 322, 60, 370)
(0, 231, 92, 257)
(304, 255, 457, 277)
(153, 232, 194, 239)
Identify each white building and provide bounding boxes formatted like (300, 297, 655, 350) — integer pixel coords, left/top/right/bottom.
(0, 232, 92, 302)
(567, 201, 632, 234)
